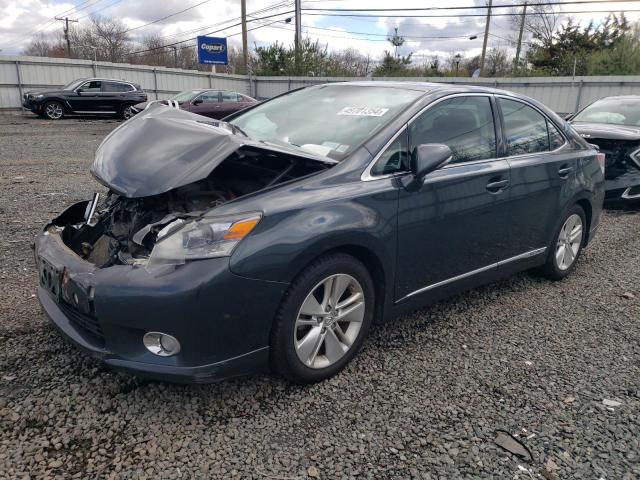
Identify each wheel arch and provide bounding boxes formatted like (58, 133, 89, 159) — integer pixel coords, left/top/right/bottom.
(277, 242, 391, 327)
(575, 197, 593, 245)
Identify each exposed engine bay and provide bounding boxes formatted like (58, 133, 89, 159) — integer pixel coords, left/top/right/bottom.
(53, 149, 329, 268)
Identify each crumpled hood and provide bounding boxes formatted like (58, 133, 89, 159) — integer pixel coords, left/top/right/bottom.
(571, 122, 640, 141)
(91, 103, 335, 198)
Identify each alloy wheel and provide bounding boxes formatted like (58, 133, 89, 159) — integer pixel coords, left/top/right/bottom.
(122, 105, 133, 120)
(555, 213, 583, 270)
(294, 273, 365, 369)
(45, 102, 63, 120)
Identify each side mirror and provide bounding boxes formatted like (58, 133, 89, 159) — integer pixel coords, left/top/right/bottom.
(192, 98, 203, 105)
(401, 144, 453, 190)
(76, 89, 84, 94)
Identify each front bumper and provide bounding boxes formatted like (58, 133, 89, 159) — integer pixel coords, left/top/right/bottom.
(34, 212, 288, 383)
(22, 96, 42, 113)
(605, 171, 640, 201)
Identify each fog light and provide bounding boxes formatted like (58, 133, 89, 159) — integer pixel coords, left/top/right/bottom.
(143, 332, 181, 356)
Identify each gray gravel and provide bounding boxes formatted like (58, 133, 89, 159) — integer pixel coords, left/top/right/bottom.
(1, 113, 639, 479)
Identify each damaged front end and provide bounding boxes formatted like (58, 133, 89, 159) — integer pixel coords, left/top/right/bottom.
(50, 103, 333, 270)
(34, 103, 330, 381)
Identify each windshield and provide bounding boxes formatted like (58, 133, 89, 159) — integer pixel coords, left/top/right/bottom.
(573, 98, 640, 127)
(63, 79, 84, 90)
(229, 85, 423, 159)
(171, 90, 202, 103)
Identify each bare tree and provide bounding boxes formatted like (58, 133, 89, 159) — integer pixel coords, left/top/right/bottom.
(509, 0, 560, 47)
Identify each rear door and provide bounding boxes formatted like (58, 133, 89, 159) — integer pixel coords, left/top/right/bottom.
(67, 80, 102, 111)
(218, 91, 243, 118)
(395, 94, 511, 300)
(100, 81, 129, 113)
(496, 97, 574, 256)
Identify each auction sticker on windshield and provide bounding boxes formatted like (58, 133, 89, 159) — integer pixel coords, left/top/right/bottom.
(337, 107, 389, 117)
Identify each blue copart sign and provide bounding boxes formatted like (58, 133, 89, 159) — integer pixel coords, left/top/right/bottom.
(197, 36, 228, 65)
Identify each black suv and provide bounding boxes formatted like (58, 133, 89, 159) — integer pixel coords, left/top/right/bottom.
(22, 78, 147, 120)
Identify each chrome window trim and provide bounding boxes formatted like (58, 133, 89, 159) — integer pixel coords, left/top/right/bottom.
(361, 126, 408, 181)
(495, 94, 569, 155)
(362, 92, 571, 182)
(362, 93, 495, 181)
(395, 247, 547, 304)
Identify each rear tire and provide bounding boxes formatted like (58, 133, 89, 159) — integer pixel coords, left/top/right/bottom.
(43, 101, 64, 120)
(120, 104, 134, 120)
(537, 204, 586, 280)
(270, 253, 374, 384)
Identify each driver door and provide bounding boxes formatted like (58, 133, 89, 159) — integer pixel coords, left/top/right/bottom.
(67, 80, 102, 112)
(395, 95, 511, 300)
(187, 91, 221, 118)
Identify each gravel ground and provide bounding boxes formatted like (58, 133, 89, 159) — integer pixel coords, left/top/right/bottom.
(0, 113, 638, 480)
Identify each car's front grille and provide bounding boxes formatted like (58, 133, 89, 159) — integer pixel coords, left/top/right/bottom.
(58, 301, 105, 347)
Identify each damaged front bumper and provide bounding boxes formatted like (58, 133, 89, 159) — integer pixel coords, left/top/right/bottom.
(605, 171, 640, 201)
(34, 202, 288, 383)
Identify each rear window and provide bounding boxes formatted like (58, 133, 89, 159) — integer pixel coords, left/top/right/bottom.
(102, 82, 134, 92)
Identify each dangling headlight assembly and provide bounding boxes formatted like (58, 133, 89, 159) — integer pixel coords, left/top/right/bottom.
(146, 213, 261, 269)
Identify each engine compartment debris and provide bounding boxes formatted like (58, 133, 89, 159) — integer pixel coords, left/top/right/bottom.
(51, 148, 329, 268)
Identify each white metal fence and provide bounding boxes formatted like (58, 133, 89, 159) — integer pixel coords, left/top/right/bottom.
(2, 55, 640, 114)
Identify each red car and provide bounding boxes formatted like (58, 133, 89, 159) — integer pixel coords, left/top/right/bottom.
(132, 89, 256, 119)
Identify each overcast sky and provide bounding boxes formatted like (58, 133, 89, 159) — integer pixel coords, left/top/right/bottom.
(1, 0, 639, 62)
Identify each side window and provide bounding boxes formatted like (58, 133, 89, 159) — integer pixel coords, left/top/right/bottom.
(409, 96, 497, 164)
(102, 82, 132, 92)
(548, 120, 565, 150)
(499, 98, 550, 155)
(198, 92, 220, 103)
(221, 91, 240, 102)
(371, 129, 409, 176)
(80, 81, 101, 92)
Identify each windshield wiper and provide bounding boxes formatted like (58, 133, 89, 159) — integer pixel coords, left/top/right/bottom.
(230, 123, 250, 138)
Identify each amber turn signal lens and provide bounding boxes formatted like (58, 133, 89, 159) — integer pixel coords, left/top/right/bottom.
(223, 217, 260, 240)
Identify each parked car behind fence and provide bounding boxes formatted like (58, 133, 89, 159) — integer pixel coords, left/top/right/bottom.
(22, 78, 147, 120)
(131, 89, 256, 119)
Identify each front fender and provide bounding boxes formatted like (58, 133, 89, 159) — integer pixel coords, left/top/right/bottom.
(228, 194, 398, 286)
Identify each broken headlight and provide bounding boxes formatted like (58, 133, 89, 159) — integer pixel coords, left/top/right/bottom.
(146, 213, 261, 269)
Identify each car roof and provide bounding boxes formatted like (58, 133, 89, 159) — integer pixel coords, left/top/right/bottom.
(326, 80, 527, 97)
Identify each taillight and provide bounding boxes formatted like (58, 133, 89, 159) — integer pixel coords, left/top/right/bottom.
(596, 152, 605, 173)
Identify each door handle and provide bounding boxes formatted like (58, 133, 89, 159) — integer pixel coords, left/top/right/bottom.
(558, 166, 574, 178)
(486, 179, 509, 193)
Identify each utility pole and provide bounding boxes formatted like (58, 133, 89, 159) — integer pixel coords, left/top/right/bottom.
(294, 0, 302, 73)
(55, 16, 78, 58)
(241, 0, 248, 74)
(479, 0, 492, 77)
(514, 1, 527, 74)
(170, 46, 178, 68)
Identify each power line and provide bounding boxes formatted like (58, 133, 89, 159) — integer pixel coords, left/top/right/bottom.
(302, 8, 639, 18)
(1, 0, 102, 48)
(123, 0, 214, 34)
(301, 0, 640, 12)
(126, 9, 295, 56)
(300, 24, 481, 40)
(75, 0, 128, 21)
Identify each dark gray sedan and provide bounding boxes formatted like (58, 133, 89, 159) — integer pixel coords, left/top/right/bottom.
(34, 83, 605, 384)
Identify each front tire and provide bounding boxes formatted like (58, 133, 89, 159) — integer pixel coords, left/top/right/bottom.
(270, 253, 374, 384)
(538, 204, 586, 280)
(43, 101, 64, 120)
